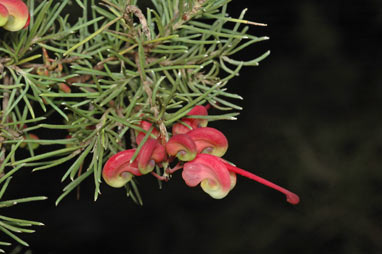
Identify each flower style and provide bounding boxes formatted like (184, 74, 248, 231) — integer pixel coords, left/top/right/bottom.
(0, 0, 29, 31)
(182, 153, 300, 204)
(172, 105, 208, 135)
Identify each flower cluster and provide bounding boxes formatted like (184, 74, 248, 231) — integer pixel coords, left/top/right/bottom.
(102, 105, 300, 205)
(0, 0, 29, 31)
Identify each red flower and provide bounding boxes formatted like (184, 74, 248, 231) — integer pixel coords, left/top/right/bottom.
(172, 105, 208, 135)
(102, 139, 167, 188)
(0, 0, 30, 31)
(137, 138, 166, 174)
(102, 149, 142, 188)
(182, 154, 236, 199)
(183, 154, 300, 204)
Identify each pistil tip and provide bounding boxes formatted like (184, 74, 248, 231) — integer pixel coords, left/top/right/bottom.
(287, 193, 300, 205)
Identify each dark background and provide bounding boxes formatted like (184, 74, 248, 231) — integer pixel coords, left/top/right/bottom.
(4, 0, 382, 253)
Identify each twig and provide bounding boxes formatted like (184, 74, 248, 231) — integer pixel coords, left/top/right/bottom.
(124, 5, 151, 40)
(1, 75, 11, 125)
(21, 56, 81, 70)
(134, 53, 168, 145)
(167, 0, 208, 35)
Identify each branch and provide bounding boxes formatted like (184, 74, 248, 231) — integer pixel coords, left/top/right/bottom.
(124, 5, 151, 40)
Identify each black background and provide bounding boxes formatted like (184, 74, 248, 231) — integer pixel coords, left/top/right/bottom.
(3, 0, 382, 253)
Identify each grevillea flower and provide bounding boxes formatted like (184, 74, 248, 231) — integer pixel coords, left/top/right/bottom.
(0, 0, 29, 31)
(135, 120, 160, 145)
(182, 154, 236, 199)
(102, 149, 142, 188)
(165, 134, 197, 161)
(58, 83, 71, 93)
(187, 127, 228, 157)
(182, 154, 300, 204)
(172, 105, 208, 135)
(137, 138, 166, 174)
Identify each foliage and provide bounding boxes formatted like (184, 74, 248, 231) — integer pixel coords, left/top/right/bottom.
(0, 0, 268, 249)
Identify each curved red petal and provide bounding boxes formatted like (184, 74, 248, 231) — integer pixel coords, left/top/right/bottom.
(22, 10, 29, 28)
(172, 119, 193, 135)
(188, 127, 228, 157)
(187, 105, 208, 128)
(137, 138, 166, 174)
(152, 142, 167, 163)
(102, 149, 141, 188)
(172, 105, 208, 135)
(136, 120, 160, 145)
(166, 134, 197, 161)
(182, 154, 232, 199)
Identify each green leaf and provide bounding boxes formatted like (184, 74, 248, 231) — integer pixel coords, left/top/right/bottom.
(56, 167, 93, 206)
(0, 196, 47, 208)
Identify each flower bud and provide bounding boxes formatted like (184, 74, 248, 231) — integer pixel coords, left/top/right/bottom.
(58, 83, 71, 93)
(166, 134, 197, 161)
(20, 133, 39, 149)
(188, 127, 228, 157)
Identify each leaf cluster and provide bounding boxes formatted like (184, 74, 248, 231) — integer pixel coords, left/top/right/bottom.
(0, 0, 268, 248)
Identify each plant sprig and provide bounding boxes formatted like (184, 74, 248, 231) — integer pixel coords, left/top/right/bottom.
(0, 0, 269, 249)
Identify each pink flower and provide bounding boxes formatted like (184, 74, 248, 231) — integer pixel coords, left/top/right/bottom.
(172, 105, 208, 135)
(102, 149, 142, 188)
(166, 126, 228, 161)
(182, 154, 236, 199)
(0, 0, 30, 31)
(182, 154, 300, 204)
(103, 139, 167, 188)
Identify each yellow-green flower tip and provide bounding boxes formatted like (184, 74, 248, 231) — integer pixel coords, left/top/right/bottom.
(0, 3, 9, 26)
